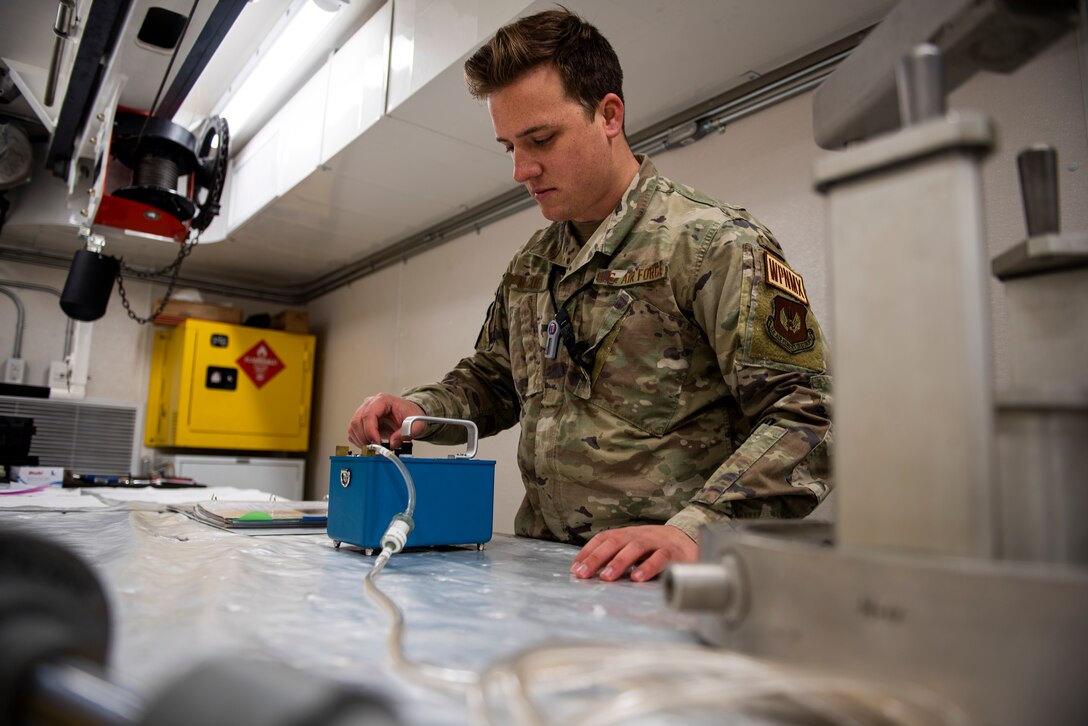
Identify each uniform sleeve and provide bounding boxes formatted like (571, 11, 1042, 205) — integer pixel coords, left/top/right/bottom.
(666, 223, 833, 540)
(402, 284, 522, 444)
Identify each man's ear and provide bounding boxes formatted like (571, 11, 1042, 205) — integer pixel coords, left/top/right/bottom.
(598, 93, 625, 138)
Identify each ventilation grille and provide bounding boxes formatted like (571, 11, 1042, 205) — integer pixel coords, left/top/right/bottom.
(0, 396, 137, 475)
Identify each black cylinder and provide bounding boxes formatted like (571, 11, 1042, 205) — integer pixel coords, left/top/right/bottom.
(0, 528, 112, 724)
(60, 250, 119, 322)
(134, 154, 180, 191)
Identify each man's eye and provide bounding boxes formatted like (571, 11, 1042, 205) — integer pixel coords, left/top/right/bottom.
(533, 136, 553, 147)
(503, 145, 513, 154)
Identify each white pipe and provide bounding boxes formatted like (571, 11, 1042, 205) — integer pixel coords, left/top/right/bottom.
(0, 287, 25, 357)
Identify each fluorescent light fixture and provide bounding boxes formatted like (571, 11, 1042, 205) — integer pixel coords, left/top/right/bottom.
(390, 35, 413, 74)
(220, 1, 337, 137)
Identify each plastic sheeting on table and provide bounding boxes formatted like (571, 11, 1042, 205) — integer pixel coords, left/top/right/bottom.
(2, 507, 701, 724)
(0, 485, 286, 510)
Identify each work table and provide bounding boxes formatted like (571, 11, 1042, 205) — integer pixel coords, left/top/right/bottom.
(1, 494, 698, 724)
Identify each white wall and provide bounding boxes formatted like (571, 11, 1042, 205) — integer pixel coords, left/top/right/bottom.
(0, 264, 75, 390)
(0, 262, 155, 401)
(307, 32, 1087, 533)
(0, 257, 307, 471)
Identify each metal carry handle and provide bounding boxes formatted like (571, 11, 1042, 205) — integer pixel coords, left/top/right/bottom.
(401, 416, 478, 459)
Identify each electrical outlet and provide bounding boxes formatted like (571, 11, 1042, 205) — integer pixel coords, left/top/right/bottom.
(3, 358, 26, 385)
(47, 360, 69, 389)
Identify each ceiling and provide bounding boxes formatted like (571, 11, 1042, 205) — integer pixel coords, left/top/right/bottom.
(0, 0, 897, 301)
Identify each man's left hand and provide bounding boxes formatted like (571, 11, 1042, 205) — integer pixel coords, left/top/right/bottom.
(570, 525, 697, 582)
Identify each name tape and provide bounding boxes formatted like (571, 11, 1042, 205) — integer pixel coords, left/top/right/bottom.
(764, 251, 808, 304)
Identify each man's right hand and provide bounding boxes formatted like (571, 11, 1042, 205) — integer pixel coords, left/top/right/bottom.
(347, 394, 426, 450)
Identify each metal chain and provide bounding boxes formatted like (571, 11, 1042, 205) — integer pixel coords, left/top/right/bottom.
(116, 234, 199, 324)
(191, 117, 229, 232)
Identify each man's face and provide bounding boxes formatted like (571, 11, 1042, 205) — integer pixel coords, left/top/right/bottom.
(488, 65, 618, 223)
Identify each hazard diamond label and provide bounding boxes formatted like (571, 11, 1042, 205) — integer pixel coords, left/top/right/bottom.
(236, 340, 285, 389)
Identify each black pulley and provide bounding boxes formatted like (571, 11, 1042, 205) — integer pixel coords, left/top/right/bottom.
(110, 113, 198, 174)
(110, 112, 199, 222)
(60, 249, 120, 322)
(107, 111, 230, 230)
(0, 528, 111, 724)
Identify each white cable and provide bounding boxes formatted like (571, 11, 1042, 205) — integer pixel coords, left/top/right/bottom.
(358, 447, 958, 725)
(365, 579, 958, 724)
(361, 443, 479, 693)
(468, 642, 962, 725)
(364, 563, 480, 694)
(366, 444, 416, 518)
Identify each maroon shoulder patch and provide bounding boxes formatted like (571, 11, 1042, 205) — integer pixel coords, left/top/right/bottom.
(766, 295, 815, 354)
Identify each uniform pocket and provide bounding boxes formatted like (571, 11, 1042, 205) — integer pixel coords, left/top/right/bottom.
(588, 290, 694, 436)
(507, 289, 546, 402)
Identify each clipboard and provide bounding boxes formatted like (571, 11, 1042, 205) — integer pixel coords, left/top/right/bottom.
(192, 500, 328, 529)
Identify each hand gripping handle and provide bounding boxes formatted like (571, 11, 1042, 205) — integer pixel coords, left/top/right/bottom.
(400, 416, 479, 459)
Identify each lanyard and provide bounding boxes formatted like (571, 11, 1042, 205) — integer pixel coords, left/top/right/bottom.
(545, 264, 596, 369)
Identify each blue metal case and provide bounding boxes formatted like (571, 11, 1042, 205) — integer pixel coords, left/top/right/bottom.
(327, 455, 495, 550)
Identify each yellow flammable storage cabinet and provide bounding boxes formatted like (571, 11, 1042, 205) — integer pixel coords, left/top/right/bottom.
(145, 319, 315, 451)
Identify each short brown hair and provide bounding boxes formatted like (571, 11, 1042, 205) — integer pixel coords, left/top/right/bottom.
(464, 7, 624, 118)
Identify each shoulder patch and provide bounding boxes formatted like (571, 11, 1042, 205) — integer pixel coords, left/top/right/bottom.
(765, 296, 816, 353)
(741, 246, 826, 372)
(763, 251, 808, 304)
(594, 261, 667, 287)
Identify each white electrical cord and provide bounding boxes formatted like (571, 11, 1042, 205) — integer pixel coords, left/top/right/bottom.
(364, 563, 480, 694)
(362, 443, 480, 693)
(359, 444, 960, 725)
(366, 444, 416, 520)
(468, 642, 964, 726)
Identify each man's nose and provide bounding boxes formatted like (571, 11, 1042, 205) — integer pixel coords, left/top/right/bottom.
(512, 151, 541, 184)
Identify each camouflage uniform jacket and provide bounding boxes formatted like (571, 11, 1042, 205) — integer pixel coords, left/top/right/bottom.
(404, 156, 832, 544)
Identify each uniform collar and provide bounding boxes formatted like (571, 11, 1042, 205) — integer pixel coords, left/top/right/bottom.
(525, 155, 660, 271)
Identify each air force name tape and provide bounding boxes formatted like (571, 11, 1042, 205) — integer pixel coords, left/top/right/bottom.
(595, 261, 667, 286)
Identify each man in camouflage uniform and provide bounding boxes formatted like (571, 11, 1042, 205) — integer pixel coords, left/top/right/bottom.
(348, 9, 831, 582)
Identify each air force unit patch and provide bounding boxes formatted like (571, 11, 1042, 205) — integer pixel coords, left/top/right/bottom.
(766, 295, 815, 353)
